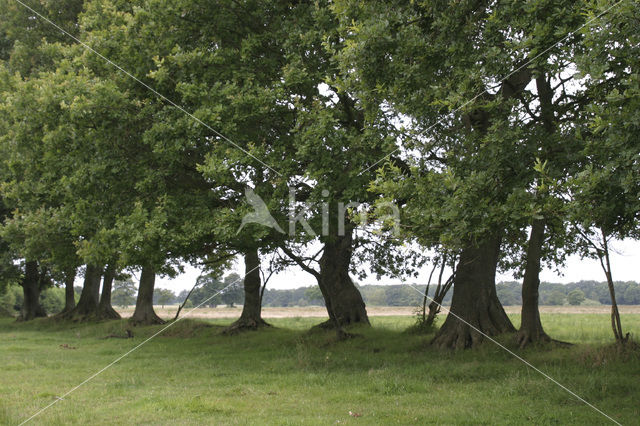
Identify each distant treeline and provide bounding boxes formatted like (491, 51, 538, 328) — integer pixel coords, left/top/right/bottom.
(496, 280, 640, 306)
(261, 280, 640, 308)
(3, 280, 638, 317)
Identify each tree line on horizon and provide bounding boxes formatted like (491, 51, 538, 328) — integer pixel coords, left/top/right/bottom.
(0, 0, 638, 348)
(3, 277, 639, 318)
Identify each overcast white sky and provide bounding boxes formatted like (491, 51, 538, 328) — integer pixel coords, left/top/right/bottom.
(156, 239, 640, 293)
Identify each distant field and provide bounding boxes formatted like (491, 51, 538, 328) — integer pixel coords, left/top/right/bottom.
(115, 305, 640, 319)
(2, 313, 638, 425)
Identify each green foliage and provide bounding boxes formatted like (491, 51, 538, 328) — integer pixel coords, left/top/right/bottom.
(567, 1, 640, 243)
(0, 0, 83, 72)
(39, 287, 65, 314)
(0, 283, 67, 315)
(0, 0, 637, 335)
(0, 283, 21, 316)
(547, 290, 567, 306)
(190, 273, 243, 308)
(111, 280, 137, 308)
(153, 288, 176, 308)
(303, 286, 324, 305)
(262, 287, 318, 308)
(189, 274, 224, 308)
(568, 289, 586, 306)
(623, 283, 640, 305)
(221, 273, 243, 308)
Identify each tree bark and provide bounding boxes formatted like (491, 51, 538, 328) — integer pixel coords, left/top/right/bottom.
(599, 231, 626, 343)
(224, 249, 270, 333)
(61, 268, 77, 314)
(431, 236, 515, 349)
(130, 265, 164, 325)
(426, 274, 454, 328)
(316, 231, 369, 328)
(17, 261, 47, 321)
(98, 264, 121, 320)
(516, 218, 551, 347)
(58, 264, 102, 321)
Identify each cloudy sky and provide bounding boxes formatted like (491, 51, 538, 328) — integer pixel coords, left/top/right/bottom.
(156, 239, 640, 293)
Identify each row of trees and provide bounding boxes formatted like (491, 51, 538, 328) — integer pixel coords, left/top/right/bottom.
(259, 281, 640, 308)
(3, 279, 636, 318)
(0, 0, 637, 347)
(496, 281, 640, 307)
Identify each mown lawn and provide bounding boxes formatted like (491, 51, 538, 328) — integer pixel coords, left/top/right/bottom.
(1, 313, 638, 425)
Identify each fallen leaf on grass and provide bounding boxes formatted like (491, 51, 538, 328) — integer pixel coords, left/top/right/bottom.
(349, 411, 362, 418)
(59, 344, 77, 349)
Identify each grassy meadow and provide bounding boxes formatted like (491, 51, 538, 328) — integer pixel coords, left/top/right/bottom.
(1, 312, 639, 425)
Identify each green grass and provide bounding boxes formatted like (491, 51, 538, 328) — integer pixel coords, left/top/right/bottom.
(1, 313, 639, 425)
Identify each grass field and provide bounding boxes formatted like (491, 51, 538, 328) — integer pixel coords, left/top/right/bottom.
(1, 312, 639, 425)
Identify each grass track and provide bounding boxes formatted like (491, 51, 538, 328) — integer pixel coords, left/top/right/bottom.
(1, 313, 639, 425)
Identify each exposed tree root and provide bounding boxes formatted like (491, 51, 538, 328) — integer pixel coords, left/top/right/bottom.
(431, 307, 515, 350)
(97, 305, 121, 321)
(515, 328, 551, 349)
(17, 307, 47, 322)
(222, 317, 271, 335)
(55, 305, 99, 322)
(310, 309, 370, 331)
(129, 310, 165, 326)
(311, 319, 336, 330)
(515, 328, 572, 349)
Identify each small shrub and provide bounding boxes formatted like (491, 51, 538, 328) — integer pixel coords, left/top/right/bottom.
(0, 284, 22, 315)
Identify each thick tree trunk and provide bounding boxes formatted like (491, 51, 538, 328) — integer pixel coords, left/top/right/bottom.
(61, 268, 77, 314)
(58, 264, 102, 321)
(130, 265, 164, 325)
(432, 236, 515, 349)
(17, 261, 47, 321)
(316, 232, 369, 328)
(98, 264, 121, 320)
(516, 219, 551, 347)
(224, 249, 270, 333)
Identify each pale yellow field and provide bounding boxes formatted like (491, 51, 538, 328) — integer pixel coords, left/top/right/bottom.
(115, 304, 640, 319)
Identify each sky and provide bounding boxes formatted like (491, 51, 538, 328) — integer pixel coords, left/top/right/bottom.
(156, 239, 640, 293)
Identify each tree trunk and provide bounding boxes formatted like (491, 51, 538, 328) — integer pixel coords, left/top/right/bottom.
(17, 261, 47, 321)
(130, 265, 164, 325)
(98, 264, 121, 320)
(61, 268, 77, 314)
(58, 264, 102, 321)
(426, 274, 454, 328)
(432, 236, 515, 349)
(316, 231, 369, 328)
(224, 249, 270, 333)
(516, 218, 551, 347)
(599, 231, 626, 343)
